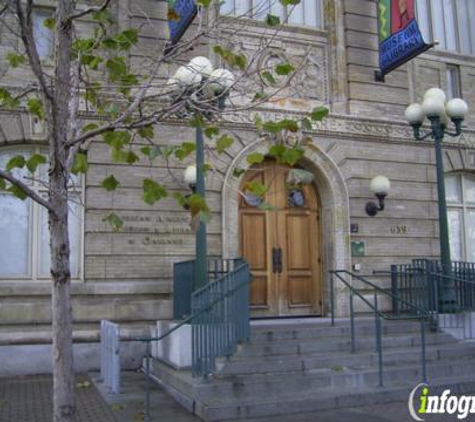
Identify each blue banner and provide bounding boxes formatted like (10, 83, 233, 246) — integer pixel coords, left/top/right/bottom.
(168, 0, 198, 46)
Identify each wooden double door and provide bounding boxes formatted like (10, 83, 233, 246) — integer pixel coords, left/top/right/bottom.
(239, 160, 322, 317)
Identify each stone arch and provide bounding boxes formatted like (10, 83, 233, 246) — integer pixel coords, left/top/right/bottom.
(221, 136, 351, 316)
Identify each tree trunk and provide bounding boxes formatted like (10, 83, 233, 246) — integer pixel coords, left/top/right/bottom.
(50, 0, 75, 420)
(49, 195, 75, 421)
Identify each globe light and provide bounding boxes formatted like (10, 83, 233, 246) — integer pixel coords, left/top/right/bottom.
(404, 103, 425, 124)
(422, 96, 445, 117)
(184, 165, 197, 185)
(204, 68, 235, 96)
(446, 98, 469, 119)
(370, 175, 390, 196)
(424, 87, 447, 104)
(174, 65, 202, 86)
(188, 56, 214, 78)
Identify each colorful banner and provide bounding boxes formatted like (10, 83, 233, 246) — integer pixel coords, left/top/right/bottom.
(167, 0, 198, 48)
(377, 0, 430, 77)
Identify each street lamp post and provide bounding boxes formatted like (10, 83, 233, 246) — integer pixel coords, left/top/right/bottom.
(172, 57, 234, 292)
(405, 88, 469, 311)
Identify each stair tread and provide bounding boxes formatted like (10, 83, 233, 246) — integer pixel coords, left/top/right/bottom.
(201, 373, 475, 407)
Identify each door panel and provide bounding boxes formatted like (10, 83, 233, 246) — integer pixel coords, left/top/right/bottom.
(239, 159, 322, 317)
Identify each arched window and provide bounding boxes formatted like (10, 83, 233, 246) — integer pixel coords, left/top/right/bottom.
(0, 148, 83, 280)
(220, 0, 324, 29)
(446, 173, 475, 262)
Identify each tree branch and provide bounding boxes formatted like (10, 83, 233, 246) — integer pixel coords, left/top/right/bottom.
(68, 0, 112, 22)
(0, 169, 56, 213)
(14, 0, 53, 101)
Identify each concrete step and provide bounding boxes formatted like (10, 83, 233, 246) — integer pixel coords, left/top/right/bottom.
(238, 332, 454, 358)
(250, 319, 426, 343)
(195, 376, 475, 421)
(216, 342, 475, 376)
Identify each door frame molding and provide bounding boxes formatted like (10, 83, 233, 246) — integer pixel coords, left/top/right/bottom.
(222, 136, 351, 317)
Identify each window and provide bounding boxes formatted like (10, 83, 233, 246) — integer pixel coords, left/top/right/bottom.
(220, 0, 323, 29)
(0, 148, 82, 280)
(446, 65, 461, 100)
(446, 174, 475, 262)
(416, 0, 475, 55)
(33, 11, 53, 60)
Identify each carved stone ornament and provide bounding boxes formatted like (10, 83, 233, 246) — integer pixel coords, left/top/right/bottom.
(257, 48, 292, 88)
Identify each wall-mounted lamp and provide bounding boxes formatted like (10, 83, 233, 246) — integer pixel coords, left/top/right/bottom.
(183, 165, 197, 193)
(365, 175, 390, 217)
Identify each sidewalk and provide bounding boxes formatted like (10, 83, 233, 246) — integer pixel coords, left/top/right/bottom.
(0, 373, 116, 422)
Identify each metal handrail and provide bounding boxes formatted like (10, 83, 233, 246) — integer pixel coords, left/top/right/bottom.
(330, 270, 429, 387)
(133, 260, 251, 421)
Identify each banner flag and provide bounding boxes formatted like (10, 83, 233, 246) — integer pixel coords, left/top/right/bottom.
(167, 0, 198, 52)
(377, 0, 431, 79)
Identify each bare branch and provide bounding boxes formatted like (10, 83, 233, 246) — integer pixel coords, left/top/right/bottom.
(14, 0, 53, 100)
(0, 169, 55, 213)
(68, 0, 112, 22)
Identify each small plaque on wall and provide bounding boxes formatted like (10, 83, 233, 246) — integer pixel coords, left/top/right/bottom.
(350, 223, 359, 233)
(351, 241, 365, 257)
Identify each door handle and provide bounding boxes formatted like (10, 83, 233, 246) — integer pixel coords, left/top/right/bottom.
(276, 248, 283, 274)
(272, 247, 278, 274)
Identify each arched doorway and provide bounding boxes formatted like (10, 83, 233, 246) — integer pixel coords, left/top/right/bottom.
(239, 159, 322, 317)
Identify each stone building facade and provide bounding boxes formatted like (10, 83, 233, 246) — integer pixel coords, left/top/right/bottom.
(0, 0, 474, 374)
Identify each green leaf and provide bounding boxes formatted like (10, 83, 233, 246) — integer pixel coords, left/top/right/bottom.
(234, 53, 247, 70)
(101, 175, 120, 191)
(310, 106, 329, 121)
(301, 117, 312, 130)
(187, 193, 209, 217)
(279, 118, 299, 132)
(254, 114, 263, 131)
(216, 135, 234, 154)
(268, 143, 286, 160)
(81, 54, 103, 70)
(204, 126, 219, 138)
(173, 192, 188, 208)
(104, 213, 124, 231)
(92, 9, 115, 24)
(43, 18, 56, 30)
(26, 154, 46, 173)
(71, 152, 88, 175)
(190, 114, 205, 128)
(137, 125, 154, 140)
(140, 146, 161, 160)
(142, 178, 168, 205)
(103, 131, 131, 150)
(27, 98, 45, 119)
(261, 71, 276, 85)
(82, 123, 99, 132)
(175, 142, 196, 161)
(111, 149, 139, 164)
(197, 0, 212, 7)
(6, 52, 25, 68)
(6, 155, 25, 171)
(233, 168, 245, 178)
(246, 181, 268, 198)
(262, 121, 281, 134)
(8, 184, 27, 200)
(282, 147, 304, 166)
(246, 152, 265, 165)
(280, 0, 301, 5)
(258, 201, 277, 211)
(106, 57, 127, 81)
(0, 88, 19, 108)
(275, 62, 295, 76)
(115, 29, 139, 51)
(0, 178, 5, 190)
(266, 14, 281, 27)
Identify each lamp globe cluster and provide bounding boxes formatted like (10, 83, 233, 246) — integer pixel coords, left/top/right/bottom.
(404, 87, 468, 128)
(168, 56, 235, 98)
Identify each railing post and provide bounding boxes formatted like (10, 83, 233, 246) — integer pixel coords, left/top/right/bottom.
(420, 319, 427, 383)
(330, 272, 335, 326)
(374, 291, 379, 352)
(144, 341, 151, 421)
(376, 314, 383, 387)
(390, 265, 399, 314)
(350, 289, 355, 353)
